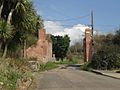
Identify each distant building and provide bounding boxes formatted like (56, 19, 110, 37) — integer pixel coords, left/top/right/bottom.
(25, 28, 53, 63)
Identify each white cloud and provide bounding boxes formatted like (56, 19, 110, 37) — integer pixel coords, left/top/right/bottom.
(44, 21, 64, 34)
(44, 21, 90, 45)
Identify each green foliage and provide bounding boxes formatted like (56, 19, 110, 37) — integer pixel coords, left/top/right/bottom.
(80, 62, 91, 71)
(0, 0, 43, 58)
(66, 49, 73, 61)
(92, 29, 120, 70)
(21, 71, 33, 82)
(0, 59, 21, 90)
(0, 58, 33, 90)
(51, 35, 70, 60)
(70, 42, 83, 55)
(113, 29, 120, 46)
(91, 45, 120, 70)
(69, 42, 84, 64)
(38, 62, 58, 71)
(38, 59, 78, 72)
(1, 69, 21, 90)
(55, 58, 78, 65)
(0, 0, 42, 89)
(0, 20, 14, 41)
(0, 0, 42, 88)
(0, 20, 14, 58)
(55, 59, 70, 64)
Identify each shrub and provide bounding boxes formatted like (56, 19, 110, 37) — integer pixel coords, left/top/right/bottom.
(80, 62, 91, 71)
(91, 45, 120, 70)
(55, 58, 79, 65)
(0, 59, 22, 90)
(0, 58, 33, 90)
(38, 62, 58, 71)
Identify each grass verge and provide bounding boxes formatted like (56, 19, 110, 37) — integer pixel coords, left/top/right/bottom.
(55, 58, 79, 65)
(80, 62, 92, 71)
(38, 62, 58, 71)
(0, 58, 33, 90)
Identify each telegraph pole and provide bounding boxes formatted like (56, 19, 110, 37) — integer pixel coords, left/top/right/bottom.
(91, 11, 94, 59)
(91, 11, 94, 39)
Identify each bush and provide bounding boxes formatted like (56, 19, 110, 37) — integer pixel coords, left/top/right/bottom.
(55, 58, 79, 65)
(38, 62, 58, 71)
(80, 62, 91, 71)
(0, 59, 22, 90)
(91, 45, 120, 70)
(0, 58, 33, 90)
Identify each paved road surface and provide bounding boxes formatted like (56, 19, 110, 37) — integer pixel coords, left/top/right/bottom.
(31, 66, 120, 90)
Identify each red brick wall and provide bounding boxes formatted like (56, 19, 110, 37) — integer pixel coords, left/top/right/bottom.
(25, 28, 53, 62)
(39, 29, 46, 41)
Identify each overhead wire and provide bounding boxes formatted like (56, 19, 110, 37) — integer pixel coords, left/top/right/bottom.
(42, 10, 119, 32)
(44, 14, 90, 21)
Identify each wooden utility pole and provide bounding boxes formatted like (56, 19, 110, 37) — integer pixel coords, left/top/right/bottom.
(91, 11, 94, 59)
(83, 11, 94, 62)
(91, 11, 94, 39)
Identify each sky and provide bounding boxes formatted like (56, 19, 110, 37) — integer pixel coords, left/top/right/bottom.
(33, 0, 120, 45)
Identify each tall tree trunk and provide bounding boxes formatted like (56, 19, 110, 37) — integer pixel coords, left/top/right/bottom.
(23, 39, 26, 58)
(0, 3, 3, 18)
(7, 9, 14, 24)
(0, 42, 2, 49)
(2, 43, 8, 58)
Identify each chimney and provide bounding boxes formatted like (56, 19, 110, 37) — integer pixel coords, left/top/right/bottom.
(38, 28, 46, 41)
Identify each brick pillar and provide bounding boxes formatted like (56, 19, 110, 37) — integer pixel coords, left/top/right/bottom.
(84, 29, 92, 62)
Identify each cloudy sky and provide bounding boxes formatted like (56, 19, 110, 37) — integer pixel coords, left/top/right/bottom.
(44, 21, 89, 45)
(33, 0, 120, 45)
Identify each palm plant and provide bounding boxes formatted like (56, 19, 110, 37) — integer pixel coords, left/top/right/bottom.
(0, 0, 31, 58)
(0, 19, 14, 58)
(11, 0, 38, 58)
(0, 0, 4, 18)
(0, 0, 43, 58)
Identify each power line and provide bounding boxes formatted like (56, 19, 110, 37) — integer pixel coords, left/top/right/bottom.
(44, 14, 90, 21)
(94, 25, 118, 27)
(45, 23, 118, 28)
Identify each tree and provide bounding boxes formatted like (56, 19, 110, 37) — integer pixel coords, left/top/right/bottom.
(0, 19, 14, 58)
(11, 0, 39, 58)
(0, 0, 43, 58)
(66, 49, 73, 61)
(0, 0, 29, 58)
(51, 35, 70, 61)
(113, 29, 120, 46)
(0, 0, 4, 17)
(91, 45, 120, 70)
(90, 31, 120, 70)
(70, 42, 83, 55)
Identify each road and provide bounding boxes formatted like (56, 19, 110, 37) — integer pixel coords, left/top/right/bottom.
(31, 65, 120, 90)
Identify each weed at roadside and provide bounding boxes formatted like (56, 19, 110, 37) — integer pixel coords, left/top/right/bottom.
(38, 62, 58, 71)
